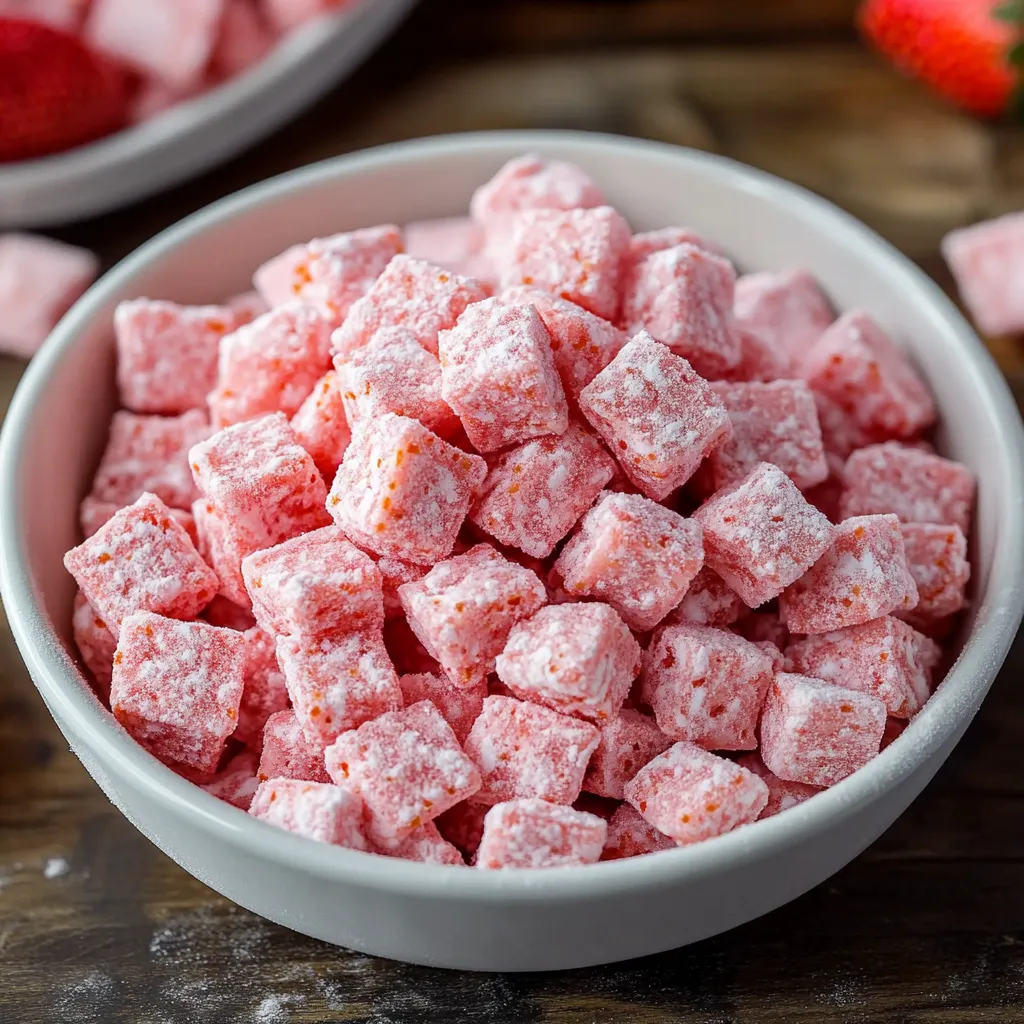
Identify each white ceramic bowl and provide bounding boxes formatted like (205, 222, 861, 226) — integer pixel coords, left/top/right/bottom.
(0, 0, 417, 229)
(2, 132, 1022, 972)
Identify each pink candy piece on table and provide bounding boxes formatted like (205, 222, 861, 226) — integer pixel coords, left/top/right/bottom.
(377, 821, 465, 866)
(115, 299, 237, 414)
(735, 753, 822, 819)
(0, 234, 97, 358)
(249, 778, 368, 849)
(468, 422, 616, 559)
(398, 543, 546, 688)
(601, 802, 675, 860)
(501, 206, 631, 322)
(276, 630, 402, 748)
(253, 225, 403, 328)
(325, 700, 481, 844)
(110, 611, 245, 774)
(780, 514, 918, 633)
(257, 709, 330, 784)
(234, 626, 289, 749)
(398, 672, 486, 745)
(839, 442, 975, 535)
(897, 522, 970, 626)
(670, 566, 745, 628)
(89, 409, 211, 511)
(476, 799, 607, 869)
(784, 615, 939, 718)
(327, 413, 487, 564)
(579, 331, 732, 501)
(241, 526, 383, 638)
(642, 624, 775, 751)
(64, 493, 218, 640)
(582, 707, 671, 800)
(333, 255, 489, 358)
(555, 490, 704, 632)
(733, 268, 834, 362)
(72, 591, 117, 699)
(463, 694, 600, 806)
(495, 603, 641, 724)
(759, 672, 887, 788)
(201, 750, 260, 811)
(209, 302, 332, 428)
(623, 742, 769, 845)
(693, 462, 836, 608)
(621, 243, 740, 380)
(290, 370, 351, 482)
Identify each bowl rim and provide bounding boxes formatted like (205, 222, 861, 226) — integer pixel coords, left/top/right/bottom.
(2, 130, 1022, 900)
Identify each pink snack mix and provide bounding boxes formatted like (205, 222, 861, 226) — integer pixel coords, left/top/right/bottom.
(601, 803, 675, 859)
(898, 522, 970, 625)
(735, 753, 822, 819)
(583, 708, 671, 800)
(642, 624, 775, 751)
(235, 626, 289, 748)
(200, 750, 260, 811)
(555, 490, 704, 632)
(325, 700, 481, 843)
(623, 742, 769, 845)
(780, 514, 918, 633)
(733, 269, 834, 361)
(289, 370, 351, 481)
(398, 543, 546, 687)
(670, 567, 745, 628)
(693, 462, 835, 608)
(110, 611, 245, 774)
(469, 423, 616, 558)
(759, 672, 887, 787)
(495, 603, 641, 723)
(72, 591, 117, 698)
(579, 331, 732, 501)
(398, 672, 485, 744)
(257, 709, 330, 783)
(377, 821, 465, 865)
(249, 778, 368, 849)
(476, 799, 607, 869)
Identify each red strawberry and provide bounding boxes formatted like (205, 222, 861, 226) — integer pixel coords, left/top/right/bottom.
(0, 17, 130, 163)
(859, 0, 1021, 118)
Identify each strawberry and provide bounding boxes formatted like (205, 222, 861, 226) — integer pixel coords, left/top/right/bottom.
(0, 17, 130, 163)
(859, 0, 1023, 118)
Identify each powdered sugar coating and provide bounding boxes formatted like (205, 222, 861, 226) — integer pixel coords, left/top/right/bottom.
(289, 369, 351, 482)
(476, 798, 607, 869)
(623, 742, 768, 845)
(759, 672, 887, 788)
(897, 522, 971, 625)
(111, 611, 246, 773)
(463, 695, 600, 806)
(670, 567, 745, 628)
(200, 750, 260, 811)
(735, 753, 822, 819)
(733, 269, 834, 361)
(72, 591, 116, 698)
(601, 802, 675, 859)
(398, 672, 486, 744)
(377, 820, 465, 865)
(693, 462, 836, 608)
(78, 498, 197, 545)
(257, 709, 330, 784)
(642, 624, 774, 751)
(579, 331, 733, 501)
(780, 514, 918, 633)
(582, 708, 671, 800)
(249, 778, 368, 849)
(469, 422, 616, 558)
(191, 498, 259, 608)
(235, 626, 290, 749)
(555, 490, 704, 631)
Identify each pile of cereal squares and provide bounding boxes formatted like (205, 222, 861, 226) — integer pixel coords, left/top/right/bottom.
(64, 154, 974, 870)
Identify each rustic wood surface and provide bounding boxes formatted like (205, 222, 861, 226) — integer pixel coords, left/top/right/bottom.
(3, 1, 1024, 1020)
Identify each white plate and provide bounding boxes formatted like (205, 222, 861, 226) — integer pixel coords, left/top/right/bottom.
(0, 0, 418, 229)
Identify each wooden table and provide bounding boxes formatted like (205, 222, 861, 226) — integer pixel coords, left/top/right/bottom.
(3, 2, 1024, 1020)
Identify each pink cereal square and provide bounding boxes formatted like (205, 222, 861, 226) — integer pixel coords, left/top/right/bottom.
(476, 799, 606, 869)
(669, 567, 745, 627)
(64, 493, 218, 639)
(623, 742, 769, 845)
(702, 380, 828, 492)
(438, 298, 568, 451)
(579, 331, 732, 501)
(555, 490, 704, 631)
(209, 302, 332, 428)
(784, 615, 939, 718)
(276, 631, 402, 749)
(257, 709, 330, 784)
(501, 206, 631, 322)
(336, 326, 458, 438)
(693, 462, 836, 608)
(234, 627, 289, 749)
(583, 708, 671, 800)
(735, 753, 822, 819)
(201, 750, 260, 810)
(398, 672, 486, 744)
(601, 802, 675, 859)
(89, 409, 211, 511)
(325, 700, 481, 843)
(469, 423, 616, 558)
(290, 370, 352, 481)
(760, 672, 887, 787)
(377, 821, 465, 865)
(621, 243, 740, 379)
(327, 413, 487, 563)
(332, 254, 489, 357)
(642, 624, 774, 751)
(463, 695, 600, 805)
(495, 603, 641, 723)
(733, 269, 834, 362)
(241, 526, 383, 638)
(398, 543, 546, 687)
(72, 591, 117, 699)
(897, 522, 970, 626)
(110, 612, 245, 773)
(780, 514, 918, 633)
(249, 778, 368, 849)
(800, 311, 936, 445)
(839, 442, 975, 535)
(115, 299, 237, 414)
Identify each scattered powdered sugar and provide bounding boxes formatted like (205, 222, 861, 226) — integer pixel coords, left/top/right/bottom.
(254, 993, 306, 1022)
(43, 856, 69, 879)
